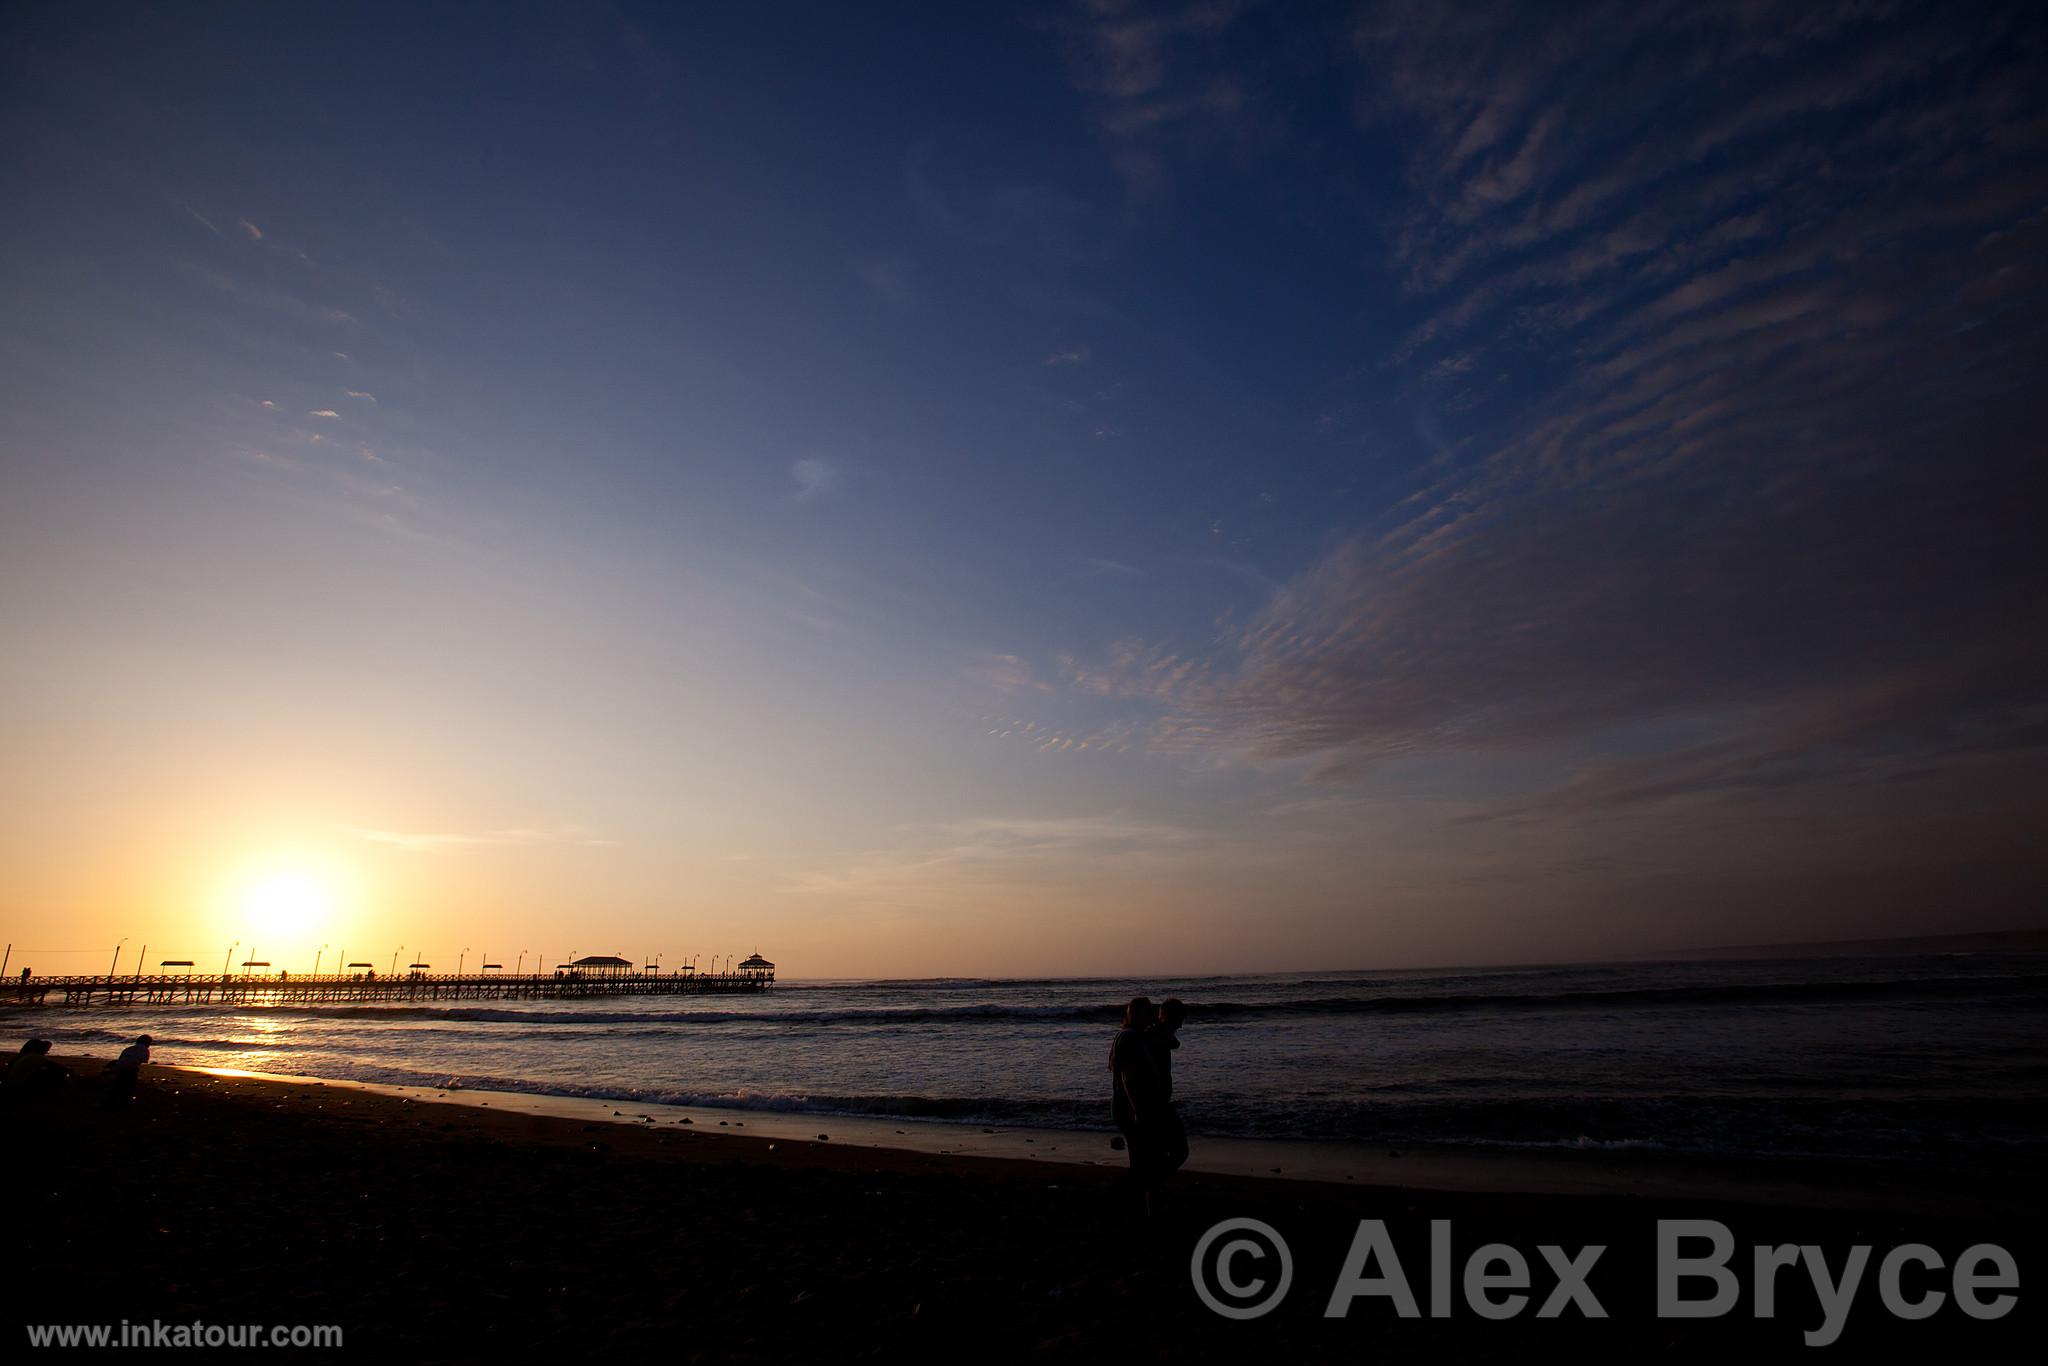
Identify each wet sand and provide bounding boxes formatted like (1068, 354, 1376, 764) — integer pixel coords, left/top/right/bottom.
(5, 1057, 2039, 1361)
(185, 1063, 2036, 1221)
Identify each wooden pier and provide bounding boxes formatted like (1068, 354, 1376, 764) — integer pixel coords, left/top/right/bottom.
(3, 968, 774, 1009)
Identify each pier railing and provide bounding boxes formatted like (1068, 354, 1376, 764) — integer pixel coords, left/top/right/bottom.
(2, 970, 774, 1008)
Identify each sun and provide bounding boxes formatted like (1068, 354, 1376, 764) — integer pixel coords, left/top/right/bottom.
(240, 870, 333, 940)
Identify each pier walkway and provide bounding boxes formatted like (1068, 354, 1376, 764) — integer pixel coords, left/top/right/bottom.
(3, 969, 774, 1008)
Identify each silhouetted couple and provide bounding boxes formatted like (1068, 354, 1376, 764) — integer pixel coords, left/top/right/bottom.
(3, 1033, 149, 1108)
(1108, 996, 1188, 1216)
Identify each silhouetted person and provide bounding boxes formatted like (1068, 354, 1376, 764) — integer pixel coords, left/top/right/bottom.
(1148, 998, 1190, 1175)
(4, 1038, 68, 1098)
(1109, 996, 1165, 1215)
(106, 1033, 151, 1104)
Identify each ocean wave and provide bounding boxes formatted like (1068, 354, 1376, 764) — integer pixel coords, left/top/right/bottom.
(61, 1030, 315, 1053)
(244, 1002, 1124, 1026)
(151, 1055, 2048, 1164)
(1195, 972, 2048, 1017)
(119, 969, 2044, 1030)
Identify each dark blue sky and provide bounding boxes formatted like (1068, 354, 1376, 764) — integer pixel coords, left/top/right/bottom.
(2, 1, 2044, 973)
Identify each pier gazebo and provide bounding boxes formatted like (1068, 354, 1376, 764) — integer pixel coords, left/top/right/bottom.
(569, 954, 635, 979)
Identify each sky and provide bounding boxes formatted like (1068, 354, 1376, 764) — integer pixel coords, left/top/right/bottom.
(2, 1, 2044, 979)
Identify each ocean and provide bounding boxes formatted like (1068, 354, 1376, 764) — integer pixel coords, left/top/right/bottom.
(35, 953, 2048, 1166)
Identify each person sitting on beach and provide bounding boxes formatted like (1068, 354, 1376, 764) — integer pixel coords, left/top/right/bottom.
(1148, 998, 1190, 1176)
(1109, 997, 1166, 1215)
(4, 1038, 69, 1098)
(106, 1034, 151, 1104)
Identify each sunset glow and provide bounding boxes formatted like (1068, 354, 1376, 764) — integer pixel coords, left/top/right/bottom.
(2, 2, 2043, 983)
(236, 868, 335, 944)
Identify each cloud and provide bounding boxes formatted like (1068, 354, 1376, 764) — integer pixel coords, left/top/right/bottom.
(345, 390, 377, 402)
(1057, 0, 1266, 191)
(1058, 325, 2047, 794)
(1358, 0, 2026, 339)
(179, 261, 355, 324)
(224, 438, 420, 534)
(1036, 2, 2048, 820)
(967, 653, 1045, 693)
(238, 218, 263, 240)
(783, 812, 1204, 896)
(308, 409, 340, 419)
(933, 814, 1200, 848)
(1060, 639, 1214, 708)
(343, 825, 614, 852)
(1045, 344, 1092, 366)
(974, 708, 1141, 754)
(790, 456, 843, 500)
(172, 200, 220, 234)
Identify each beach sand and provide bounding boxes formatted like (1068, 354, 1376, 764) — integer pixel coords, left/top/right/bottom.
(5, 1057, 2039, 1360)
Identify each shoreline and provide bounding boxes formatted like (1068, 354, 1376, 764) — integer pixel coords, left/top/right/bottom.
(170, 1061, 2042, 1222)
(10, 1053, 2039, 1359)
